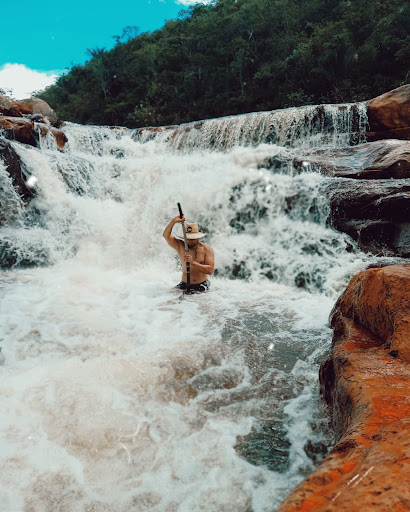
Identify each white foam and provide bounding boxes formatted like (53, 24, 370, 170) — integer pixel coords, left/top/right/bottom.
(0, 121, 394, 510)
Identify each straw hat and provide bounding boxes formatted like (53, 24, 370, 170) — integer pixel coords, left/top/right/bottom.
(175, 223, 206, 240)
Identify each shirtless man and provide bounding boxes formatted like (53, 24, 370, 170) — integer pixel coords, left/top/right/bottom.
(163, 215, 215, 292)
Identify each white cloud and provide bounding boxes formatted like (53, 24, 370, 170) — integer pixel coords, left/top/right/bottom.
(0, 63, 60, 100)
(175, 0, 214, 5)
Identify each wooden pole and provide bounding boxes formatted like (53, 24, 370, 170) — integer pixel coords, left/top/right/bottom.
(177, 203, 191, 293)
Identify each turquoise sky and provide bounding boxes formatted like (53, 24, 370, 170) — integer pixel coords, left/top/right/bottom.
(1, 0, 201, 72)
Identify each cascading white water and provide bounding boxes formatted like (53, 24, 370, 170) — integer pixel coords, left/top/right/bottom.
(0, 106, 396, 512)
(134, 102, 368, 150)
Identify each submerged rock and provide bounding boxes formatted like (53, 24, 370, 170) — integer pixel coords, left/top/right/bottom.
(278, 264, 410, 512)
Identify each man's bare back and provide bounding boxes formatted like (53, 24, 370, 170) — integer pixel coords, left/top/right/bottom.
(163, 215, 215, 287)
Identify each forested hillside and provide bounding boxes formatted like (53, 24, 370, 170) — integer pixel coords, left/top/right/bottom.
(38, 0, 409, 127)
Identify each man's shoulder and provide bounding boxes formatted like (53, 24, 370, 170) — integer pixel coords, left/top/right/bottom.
(201, 242, 214, 252)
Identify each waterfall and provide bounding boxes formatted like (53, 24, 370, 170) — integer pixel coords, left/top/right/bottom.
(133, 101, 368, 150)
(0, 103, 396, 512)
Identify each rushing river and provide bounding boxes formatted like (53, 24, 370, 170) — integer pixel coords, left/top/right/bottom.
(0, 103, 396, 511)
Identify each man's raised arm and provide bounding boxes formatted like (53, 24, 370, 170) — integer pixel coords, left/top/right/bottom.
(163, 215, 185, 250)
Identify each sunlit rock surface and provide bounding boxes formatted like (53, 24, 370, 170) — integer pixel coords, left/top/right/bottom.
(367, 85, 410, 141)
(20, 97, 61, 127)
(0, 95, 65, 149)
(278, 264, 410, 512)
(0, 95, 32, 117)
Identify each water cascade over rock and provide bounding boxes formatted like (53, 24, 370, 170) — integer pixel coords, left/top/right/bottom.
(0, 88, 409, 511)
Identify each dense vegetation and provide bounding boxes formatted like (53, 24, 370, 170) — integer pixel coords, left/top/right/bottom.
(38, 0, 410, 127)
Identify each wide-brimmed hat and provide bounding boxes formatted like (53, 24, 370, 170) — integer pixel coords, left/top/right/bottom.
(175, 223, 206, 240)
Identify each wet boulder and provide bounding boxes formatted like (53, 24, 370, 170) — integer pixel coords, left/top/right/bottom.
(35, 123, 68, 151)
(0, 116, 36, 147)
(366, 85, 410, 141)
(326, 180, 410, 257)
(0, 137, 36, 203)
(295, 140, 410, 179)
(289, 139, 410, 258)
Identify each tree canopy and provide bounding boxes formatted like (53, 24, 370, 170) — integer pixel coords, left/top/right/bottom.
(38, 0, 410, 127)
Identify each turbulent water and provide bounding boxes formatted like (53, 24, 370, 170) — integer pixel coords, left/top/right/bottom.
(0, 103, 396, 511)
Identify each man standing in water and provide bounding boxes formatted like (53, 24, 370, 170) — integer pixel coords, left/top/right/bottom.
(163, 215, 215, 292)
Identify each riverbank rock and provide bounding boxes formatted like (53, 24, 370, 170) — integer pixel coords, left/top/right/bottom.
(367, 85, 410, 141)
(0, 95, 60, 127)
(278, 264, 410, 512)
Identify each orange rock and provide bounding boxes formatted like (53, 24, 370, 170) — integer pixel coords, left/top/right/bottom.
(278, 265, 410, 512)
(0, 94, 32, 117)
(367, 85, 410, 141)
(0, 116, 36, 146)
(333, 264, 410, 362)
(50, 127, 68, 150)
(34, 123, 68, 151)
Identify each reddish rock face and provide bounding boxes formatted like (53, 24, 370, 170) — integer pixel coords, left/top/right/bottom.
(50, 127, 68, 150)
(34, 123, 68, 150)
(332, 265, 410, 362)
(0, 116, 36, 146)
(0, 95, 60, 127)
(278, 265, 410, 512)
(367, 85, 410, 141)
(0, 94, 32, 117)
